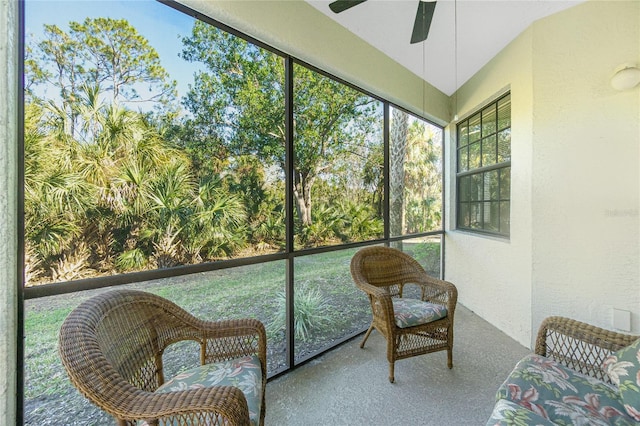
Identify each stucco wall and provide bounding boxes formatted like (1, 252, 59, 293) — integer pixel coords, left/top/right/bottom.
(530, 0, 640, 334)
(445, 0, 640, 347)
(444, 28, 535, 347)
(0, 0, 18, 424)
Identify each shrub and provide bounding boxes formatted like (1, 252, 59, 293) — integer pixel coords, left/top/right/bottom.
(267, 285, 332, 342)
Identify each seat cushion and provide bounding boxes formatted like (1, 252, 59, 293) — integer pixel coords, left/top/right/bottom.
(152, 355, 262, 425)
(486, 399, 557, 426)
(392, 298, 447, 328)
(496, 354, 635, 425)
(603, 338, 640, 421)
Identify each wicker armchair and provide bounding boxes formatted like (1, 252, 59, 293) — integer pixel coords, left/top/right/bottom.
(535, 315, 639, 384)
(350, 246, 458, 383)
(59, 289, 266, 426)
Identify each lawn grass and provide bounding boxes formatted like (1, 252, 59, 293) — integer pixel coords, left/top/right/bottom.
(23, 241, 441, 424)
(24, 249, 360, 400)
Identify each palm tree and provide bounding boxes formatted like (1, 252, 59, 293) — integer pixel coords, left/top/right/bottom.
(23, 102, 97, 284)
(390, 108, 408, 249)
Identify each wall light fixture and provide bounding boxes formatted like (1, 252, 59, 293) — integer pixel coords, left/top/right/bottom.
(610, 64, 640, 91)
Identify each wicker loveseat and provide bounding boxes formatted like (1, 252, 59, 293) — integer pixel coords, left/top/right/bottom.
(487, 316, 640, 425)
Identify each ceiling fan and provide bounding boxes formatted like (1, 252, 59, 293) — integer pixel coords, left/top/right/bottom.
(328, 0, 437, 44)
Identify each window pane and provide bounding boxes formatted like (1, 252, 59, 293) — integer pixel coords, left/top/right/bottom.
(470, 174, 482, 201)
(456, 93, 510, 237)
(499, 168, 511, 200)
(497, 129, 511, 163)
(482, 135, 497, 166)
(458, 121, 469, 147)
(458, 146, 468, 172)
(484, 170, 499, 201)
(482, 105, 496, 137)
(469, 202, 482, 229)
(294, 65, 383, 249)
(23, 1, 286, 286)
(293, 248, 370, 363)
(458, 175, 470, 202)
(390, 107, 443, 236)
(468, 113, 481, 143)
(468, 142, 481, 169)
(497, 95, 511, 130)
(500, 201, 510, 234)
(400, 235, 442, 279)
(458, 202, 470, 228)
(483, 201, 500, 232)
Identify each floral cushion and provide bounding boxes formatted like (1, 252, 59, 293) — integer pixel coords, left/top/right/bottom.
(603, 338, 640, 421)
(145, 355, 262, 426)
(486, 399, 557, 426)
(392, 298, 447, 328)
(496, 354, 635, 426)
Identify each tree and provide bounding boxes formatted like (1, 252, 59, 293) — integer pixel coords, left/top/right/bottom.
(179, 22, 380, 228)
(27, 17, 177, 141)
(390, 107, 408, 242)
(23, 18, 220, 284)
(70, 18, 176, 105)
(404, 121, 442, 233)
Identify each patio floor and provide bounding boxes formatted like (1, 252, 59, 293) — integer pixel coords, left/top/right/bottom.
(265, 304, 530, 425)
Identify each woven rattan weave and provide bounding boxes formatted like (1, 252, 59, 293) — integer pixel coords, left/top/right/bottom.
(535, 315, 640, 384)
(58, 289, 266, 426)
(350, 246, 458, 383)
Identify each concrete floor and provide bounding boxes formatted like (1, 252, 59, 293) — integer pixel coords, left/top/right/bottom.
(265, 305, 530, 425)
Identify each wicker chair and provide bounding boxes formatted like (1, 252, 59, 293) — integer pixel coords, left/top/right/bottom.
(58, 289, 266, 426)
(350, 246, 458, 383)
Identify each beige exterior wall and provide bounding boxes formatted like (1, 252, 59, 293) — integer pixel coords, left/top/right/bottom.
(445, 0, 640, 347)
(530, 0, 640, 337)
(444, 28, 535, 346)
(0, 0, 19, 424)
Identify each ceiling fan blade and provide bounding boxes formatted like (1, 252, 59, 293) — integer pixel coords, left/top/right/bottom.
(329, 0, 367, 14)
(410, 1, 437, 44)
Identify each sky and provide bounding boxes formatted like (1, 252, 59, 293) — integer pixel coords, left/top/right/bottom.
(24, 0, 201, 100)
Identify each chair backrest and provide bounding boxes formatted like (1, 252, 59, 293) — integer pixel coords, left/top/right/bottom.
(350, 246, 426, 296)
(59, 289, 198, 412)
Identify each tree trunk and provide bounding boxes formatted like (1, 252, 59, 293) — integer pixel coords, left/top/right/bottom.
(390, 108, 408, 247)
(294, 171, 313, 226)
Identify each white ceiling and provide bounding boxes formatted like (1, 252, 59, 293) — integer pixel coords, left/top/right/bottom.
(306, 0, 583, 95)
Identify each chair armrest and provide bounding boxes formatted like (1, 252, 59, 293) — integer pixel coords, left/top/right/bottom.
(123, 385, 252, 426)
(535, 316, 639, 383)
(147, 306, 266, 392)
(353, 278, 396, 329)
(139, 295, 266, 370)
(417, 276, 458, 315)
(198, 318, 267, 369)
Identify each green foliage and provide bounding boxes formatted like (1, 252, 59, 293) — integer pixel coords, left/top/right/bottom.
(411, 242, 441, 274)
(180, 22, 382, 229)
(23, 14, 440, 285)
(404, 120, 443, 233)
(24, 86, 251, 283)
(30, 17, 176, 109)
(330, 201, 383, 242)
(116, 248, 148, 272)
(267, 285, 333, 342)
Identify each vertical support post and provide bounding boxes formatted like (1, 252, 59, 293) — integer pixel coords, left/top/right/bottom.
(0, 0, 20, 424)
(284, 57, 295, 368)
